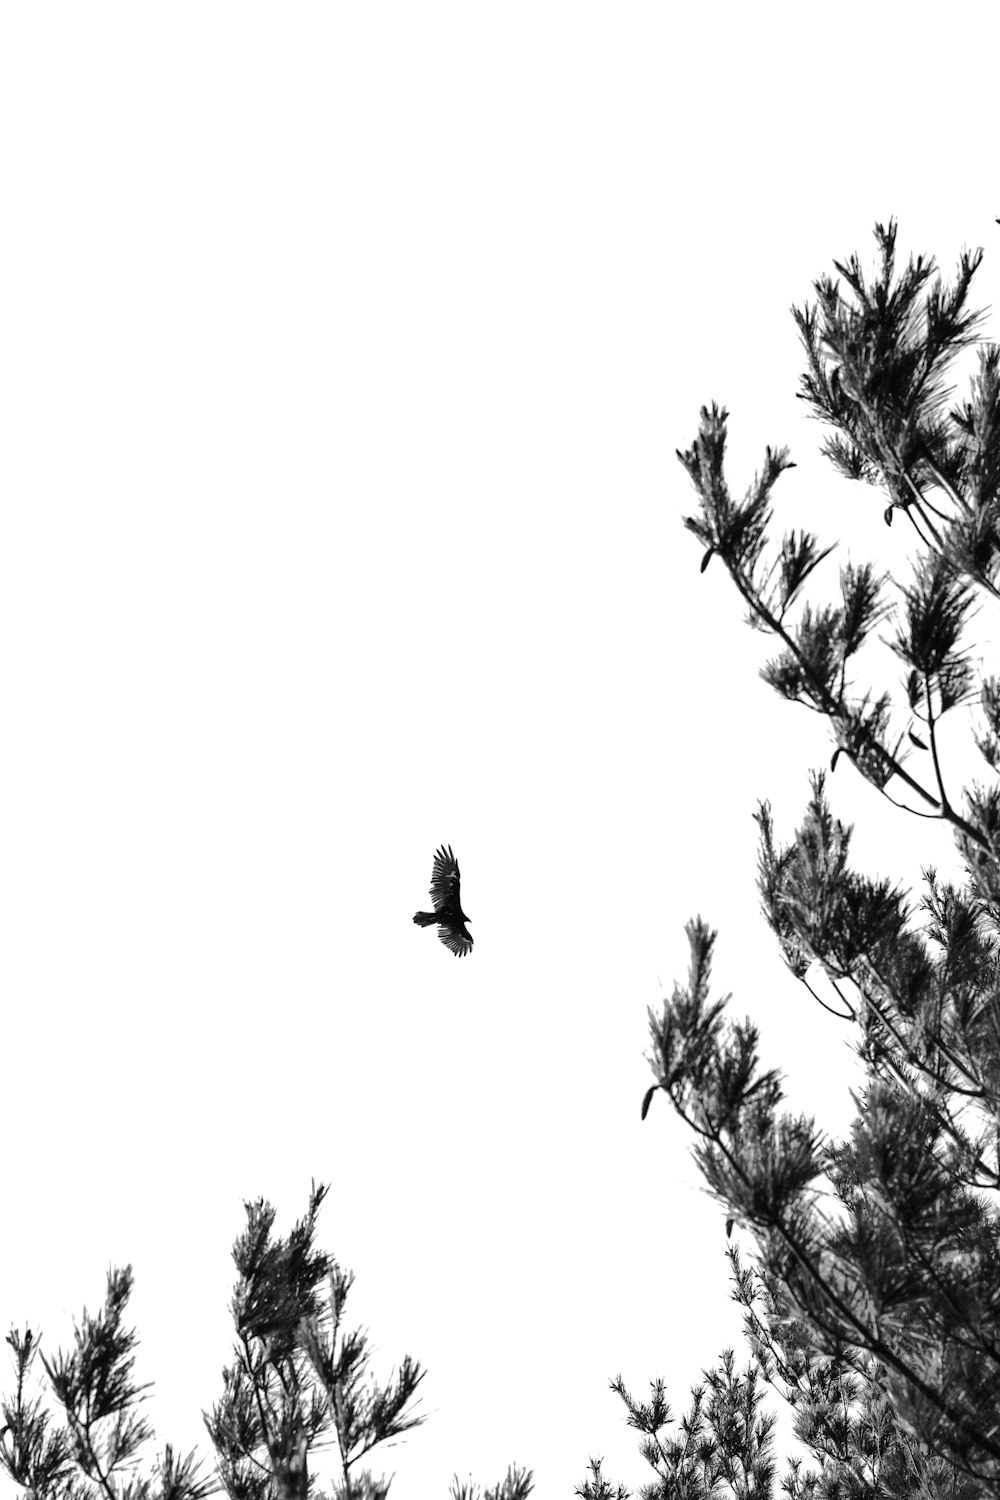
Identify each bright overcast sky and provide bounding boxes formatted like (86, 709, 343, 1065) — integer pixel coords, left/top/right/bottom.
(2, 6, 999, 1498)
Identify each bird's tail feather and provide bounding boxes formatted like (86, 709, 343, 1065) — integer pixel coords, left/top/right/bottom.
(413, 910, 437, 926)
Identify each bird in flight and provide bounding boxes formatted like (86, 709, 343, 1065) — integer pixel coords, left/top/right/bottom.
(413, 844, 473, 957)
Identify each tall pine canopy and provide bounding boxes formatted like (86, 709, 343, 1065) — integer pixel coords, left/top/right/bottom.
(583, 220, 1000, 1499)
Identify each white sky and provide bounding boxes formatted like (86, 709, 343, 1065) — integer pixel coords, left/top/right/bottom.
(2, 6, 999, 1498)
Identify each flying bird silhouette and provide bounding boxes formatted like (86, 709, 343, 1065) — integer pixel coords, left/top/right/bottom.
(413, 844, 473, 957)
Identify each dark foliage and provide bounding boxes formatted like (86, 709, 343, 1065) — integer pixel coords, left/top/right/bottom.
(582, 220, 1000, 1498)
(2, 1186, 530, 1500)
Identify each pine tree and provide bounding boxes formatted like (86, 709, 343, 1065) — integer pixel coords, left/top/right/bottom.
(581, 220, 1000, 1497)
(0, 1183, 532, 1500)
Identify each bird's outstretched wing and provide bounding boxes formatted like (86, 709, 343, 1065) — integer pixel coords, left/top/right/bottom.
(438, 921, 473, 958)
(429, 844, 462, 909)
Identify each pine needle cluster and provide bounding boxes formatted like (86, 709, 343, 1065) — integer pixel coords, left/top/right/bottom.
(1, 1184, 531, 1500)
(585, 219, 1000, 1499)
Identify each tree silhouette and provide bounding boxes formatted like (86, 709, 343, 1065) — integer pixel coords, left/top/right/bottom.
(1, 1184, 530, 1500)
(582, 220, 1000, 1497)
